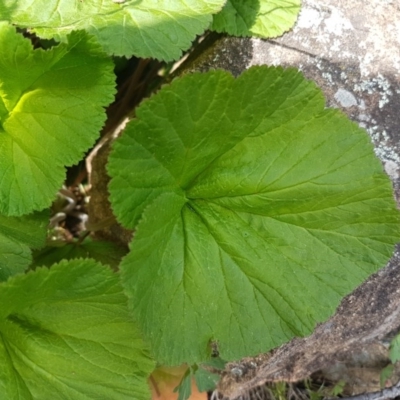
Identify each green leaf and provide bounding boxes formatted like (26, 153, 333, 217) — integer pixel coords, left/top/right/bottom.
(389, 334, 400, 364)
(212, 0, 301, 38)
(0, 211, 48, 281)
(108, 67, 400, 365)
(380, 364, 394, 388)
(0, 0, 226, 61)
(195, 360, 223, 393)
(31, 237, 128, 269)
(0, 259, 155, 399)
(330, 380, 345, 397)
(173, 368, 192, 400)
(0, 23, 115, 216)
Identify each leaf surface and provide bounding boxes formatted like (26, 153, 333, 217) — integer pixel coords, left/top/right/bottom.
(212, 0, 301, 37)
(0, 211, 47, 281)
(195, 359, 224, 392)
(0, 23, 115, 216)
(0, 259, 154, 399)
(390, 334, 400, 364)
(108, 67, 400, 365)
(0, 0, 225, 60)
(31, 238, 128, 269)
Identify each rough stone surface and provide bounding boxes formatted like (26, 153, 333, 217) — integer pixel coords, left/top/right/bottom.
(177, 34, 253, 78)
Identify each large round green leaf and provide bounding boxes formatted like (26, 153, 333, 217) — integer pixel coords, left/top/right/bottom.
(0, 0, 225, 60)
(108, 67, 400, 365)
(0, 259, 154, 399)
(0, 211, 47, 281)
(0, 23, 115, 216)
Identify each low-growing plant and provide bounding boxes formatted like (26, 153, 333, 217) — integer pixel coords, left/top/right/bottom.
(0, 1, 399, 399)
(379, 333, 400, 388)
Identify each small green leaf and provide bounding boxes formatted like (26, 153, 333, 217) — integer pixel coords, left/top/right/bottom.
(108, 67, 400, 365)
(0, 259, 155, 399)
(194, 358, 226, 392)
(389, 334, 400, 363)
(0, 211, 48, 281)
(31, 237, 128, 269)
(1, 0, 226, 60)
(212, 0, 301, 38)
(173, 368, 192, 400)
(380, 364, 394, 388)
(0, 23, 115, 216)
(330, 380, 346, 397)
